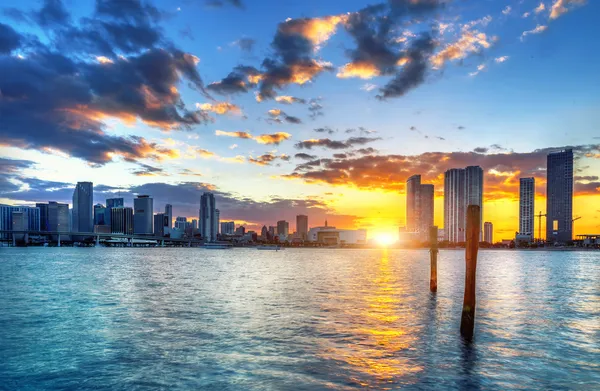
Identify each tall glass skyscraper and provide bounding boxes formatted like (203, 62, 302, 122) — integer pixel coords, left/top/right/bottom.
(296, 214, 308, 241)
(406, 175, 434, 241)
(133, 195, 153, 235)
(546, 149, 573, 243)
(199, 192, 217, 242)
(444, 166, 483, 242)
(72, 182, 93, 232)
(519, 177, 535, 239)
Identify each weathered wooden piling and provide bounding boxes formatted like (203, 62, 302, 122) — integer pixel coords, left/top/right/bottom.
(460, 205, 480, 340)
(429, 225, 438, 293)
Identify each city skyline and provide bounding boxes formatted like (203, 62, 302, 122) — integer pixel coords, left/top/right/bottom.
(0, 0, 599, 240)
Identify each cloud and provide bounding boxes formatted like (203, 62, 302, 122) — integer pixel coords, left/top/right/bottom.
(550, 0, 586, 19)
(232, 37, 255, 52)
(207, 65, 262, 95)
(295, 136, 381, 150)
(474, 147, 489, 153)
(215, 130, 292, 145)
(535, 2, 547, 14)
(248, 152, 291, 166)
(229, 144, 238, 149)
(196, 102, 242, 115)
(275, 95, 306, 104)
(361, 83, 377, 92)
(295, 153, 317, 160)
(469, 64, 486, 77)
(521, 25, 548, 41)
(0, 22, 22, 54)
(575, 175, 599, 181)
(502, 6, 512, 15)
(179, 168, 203, 177)
(282, 144, 600, 198)
(315, 127, 336, 135)
(195, 148, 217, 158)
(431, 28, 493, 68)
(308, 97, 324, 119)
(267, 108, 302, 124)
(132, 163, 165, 177)
(206, 0, 244, 9)
(495, 56, 509, 63)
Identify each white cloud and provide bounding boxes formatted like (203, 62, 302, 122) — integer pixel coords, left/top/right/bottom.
(520, 24, 548, 41)
(361, 83, 377, 92)
(502, 6, 512, 15)
(495, 56, 510, 63)
(469, 64, 486, 77)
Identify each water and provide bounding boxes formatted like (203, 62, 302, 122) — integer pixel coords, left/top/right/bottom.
(0, 248, 598, 390)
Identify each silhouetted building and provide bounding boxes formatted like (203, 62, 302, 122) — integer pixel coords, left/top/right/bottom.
(444, 166, 483, 242)
(199, 193, 217, 241)
(261, 225, 269, 239)
(277, 220, 289, 238)
(37, 203, 49, 231)
(72, 182, 93, 232)
(175, 217, 187, 230)
(484, 222, 493, 244)
(268, 226, 276, 238)
(93, 203, 106, 226)
(164, 204, 173, 235)
(406, 175, 421, 233)
(111, 207, 133, 234)
(215, 209, 220, 236)
(519, 177, 535, 241)
(154, 213, 168, 237)
(546, 149, 573, 243)
(134, 195, 153, 235)
(220, 221, 235, 235)
(235, 226, 245, 235)
(105, 197, 124, 227)
(296, 215, 308, 241)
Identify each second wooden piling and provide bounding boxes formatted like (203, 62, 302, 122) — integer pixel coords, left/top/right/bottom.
(429, 225, 438, 293)
(460, 205, 480, 340)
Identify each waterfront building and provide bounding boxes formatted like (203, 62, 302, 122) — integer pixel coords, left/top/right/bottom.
(192, 219, 198, 230)
(235, 226, 245, 235)
(174, 217, 187, 230)
(105, 197, 124, 227)
(154, 213, 168, 237)
(420, 184, 434, 241)
(307, 224, 367, 245)
(215, 209, 220, 237)
(444, 166, 483, 243)
(199, 192, 217, 242)
(484, 222, 493, 244)
(296, 215, 308, 241)
(519, 178, 535, 241)
(37, 203, 49, 231)
(93, 203, 106, 226)
(546, 149, 573, 243)
(164, 204, 173, 235)
(110, 207, 133, 234)
(277, 220, 289, 239)
(133, 195, 153, 235)
(72, 182, 93, 232)
(268, 226, 276, 238)
(0, 205, 41, 237)
(34, 202, 69, 235)
(261, 225, 269, 239)
(220, 221, 235, 235)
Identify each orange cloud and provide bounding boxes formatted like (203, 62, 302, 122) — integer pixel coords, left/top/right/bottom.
(431, 30, 493, 68)
(215, 130, 292, 145)
(279, 15, 348, 47)
(215, 130, 253, 139)
(550, 0, 587, 20)
(337, 61, 381, 79)
(197, 102, 242, 115)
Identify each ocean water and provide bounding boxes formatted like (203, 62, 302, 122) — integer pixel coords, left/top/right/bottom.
(0, 248, 598, 390)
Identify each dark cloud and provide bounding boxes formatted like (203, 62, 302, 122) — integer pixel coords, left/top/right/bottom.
(458, 126, 465, 130)
(206, 0, 244, 9)
(131, 163, 166, 177)
(235, 37, 255, 52)
(333, 153, 348, 159)
(474, 147, 489, 153)
(436, 136, 445, 141)
(295, 137, 381, 150)
(355, 147, 378, 155)
(315, 127, 336, 135)
(266, 109, 302, 124)
(308, 97, 324, 119)
(575, 176, 599, 181)
(248, 153, 291, 166)
(207, 65, 261, 95)
(0, 23, 22, 54)
(0, 0, 209, 165)
(283, 144, 600, 199)
(294, 153, 317, 160)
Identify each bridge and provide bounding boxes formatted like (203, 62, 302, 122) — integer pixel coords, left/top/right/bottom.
(0, 230, 204, 247)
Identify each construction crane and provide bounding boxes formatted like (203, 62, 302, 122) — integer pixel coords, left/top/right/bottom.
(536, 211, 546, 243)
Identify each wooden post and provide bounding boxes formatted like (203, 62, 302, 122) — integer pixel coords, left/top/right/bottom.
(429, 226, 438, 293)
(461, 205, 480, 340)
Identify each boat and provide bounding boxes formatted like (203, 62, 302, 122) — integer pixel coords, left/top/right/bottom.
(257, 245, 283, 251)
(203, 242, 233, 249)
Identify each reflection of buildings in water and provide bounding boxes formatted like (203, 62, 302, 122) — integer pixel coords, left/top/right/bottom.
(317, 249, 423, 386)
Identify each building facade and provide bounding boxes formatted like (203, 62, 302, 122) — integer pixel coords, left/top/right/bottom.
(154, 213, 168, 237)
(296, 215, 308, 241)
(174, 217, 187, 230)
(444, 166, 483, 243)
(484, 222, 493, 244)
(105, 197, 124, 228)
(0, 205, 41, 239)
(214, 209, 220, 237)
(420, 184, 434, 241)
(406, 175, 421, 233)
(519, 177, 535, 240)
(72, 182, 93, 232)
(133, 195, 153, 235)
(93, 203, 106, 226)
(546, 150, 573, 243)
(277, 220, 289, 239)
(110, 207, 133, 234)
(164, 204, 173, 235)
(199, 192, 217, 242)
(220, 221, 235, 235)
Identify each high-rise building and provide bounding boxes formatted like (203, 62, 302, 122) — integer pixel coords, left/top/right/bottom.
(37, 203, 49, 231)
(406, 175, 435, 241)
(444, 166, 483, 242)
(164, 204, 173, 234)
(105, 197, 124, 227)
(154, 213, 168, 237)
(133, 195, 153, 235)
(93, 203, 106, 226)
(235, 225, 246, 235)
(215, 209, 220, 236)
(420, 184, 434, 240)
(220, 221, 235, 235)
(546, 149, 573, 243)
(484, 222, 493, 244)
(192, 219, 198, 230)
(199, 192, 217, 242)
(0, 205, 41, 239)
(261, 225, 269, 239)
(519, 178, 535, 239)
(72, 182, 93, 232)
(175, 217, 187, 230)
(296, 215, 308, 241)
(34, 202, 69, 235)
(110, 207, 133, 234)
(277, 220, 289, 238)
(268, 226, 276, 238)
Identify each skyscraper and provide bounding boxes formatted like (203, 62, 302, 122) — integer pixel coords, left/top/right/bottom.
(444, 166, 483, 242)
(420, 184, 434, 240)
(277, 220, 289, 238)
(296, 215, 308, 241)
(154, 213, 168, 237)
(199, 192, 217, 241)
(105, 197, 124, 227)
(519, 177, 535, 240)
(164, 204, 172, 235)
(93, 203, 106, 226)
(546, 149, 573, 243)
(111, 207, 133, 234)
(215, 209, 220, 237)
(484, 222, 493, 244)
(37, 203, 49, 231)
(40, 201, 69, 233)
(261, 225, 269, 239)
(72, 182, 93, 232)
(134, 195, 153, 234)
(220, 221, 235, 235)
(406, 175, 421, 233)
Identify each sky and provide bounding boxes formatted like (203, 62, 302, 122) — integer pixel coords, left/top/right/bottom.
(1, 0, 599, 240)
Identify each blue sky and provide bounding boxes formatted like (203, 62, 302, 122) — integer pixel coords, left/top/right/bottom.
(1, 0, 598, 236)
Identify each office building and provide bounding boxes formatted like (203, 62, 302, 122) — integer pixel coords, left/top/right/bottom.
(277, 220, 289, 238)
(175, 217, 187, 230)
(164, 204, 173, 235)
(93, 203, 106, 226)
(37, 203, 49, 231)
(296, 215, 308, 241)
(72, 182, 93, 232)
(484, 222, 493, 244)
(546, 149, 573, 243)
(220, 221, 235, 235)
(154, 213, 168, 237)
(105, 197, 124, 227)
(519, 178, 535, 241)
(420, 184, 434, 240)
(133, 195, 153, 235)
(444, 166, 483, 243)
(199, 192, 217, 242)
(261, 225, 269, 239)
(191, 219, 198, 230)
(235, 226, 246, 235)
(268, 226, 276, 238)
(110, 207, 133, 234)
(406, 175, 435, 241)
(308, 224, 367, 245)
(215, 209, 220, 236)
(35, 202, 69, 236)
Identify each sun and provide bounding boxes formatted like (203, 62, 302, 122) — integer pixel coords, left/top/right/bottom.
(375, 233, 396, 247)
